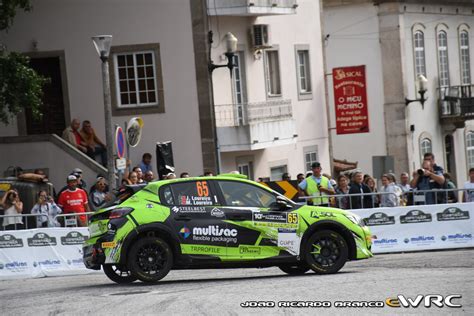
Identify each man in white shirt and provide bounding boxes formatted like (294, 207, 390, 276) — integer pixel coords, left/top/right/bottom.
(462, 168, 474, 202)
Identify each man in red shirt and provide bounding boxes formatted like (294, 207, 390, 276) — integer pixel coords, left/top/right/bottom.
(58, 175, 91, 227)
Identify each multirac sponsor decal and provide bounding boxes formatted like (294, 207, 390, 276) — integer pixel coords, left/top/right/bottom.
(27, 233, 57, 246)
(373, 238, 398, 246)
(400, 210, 432, 224)
(363, 212, 395, 226)
(404, 236, 435, 244)
(61, 231, 86, 245)
(32, 260, 61, 268)
(67, 258, 84, 266)
(172, 206, 206, 213)
(179, 227, 191, 239)
(437, 207, 470, 221)
(192, 225, 238, 243)
(0, 261, 28, 271)
(0, 234, 24, 248)
(441, 233, 472, 243)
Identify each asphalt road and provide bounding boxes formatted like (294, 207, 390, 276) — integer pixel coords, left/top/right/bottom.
(0, 249, 473, 315)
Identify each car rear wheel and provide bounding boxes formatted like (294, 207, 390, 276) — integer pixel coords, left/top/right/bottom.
(304, 230, 348, 274)
(103, 264, 137, 284)
(278, 264, 310, 275)
(127, 237, 173, 283)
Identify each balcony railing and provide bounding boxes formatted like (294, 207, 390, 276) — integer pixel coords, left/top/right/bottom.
(438, 85, 474, 126)
(215, 99, 293, 127)
(207, 0, 298, 16)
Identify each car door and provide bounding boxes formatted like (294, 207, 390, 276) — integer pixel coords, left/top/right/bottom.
(215, 180, 301, 260)
(162, 180, 228, 259)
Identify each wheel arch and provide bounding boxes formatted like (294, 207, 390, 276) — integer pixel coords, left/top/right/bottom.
(301, 220, 357, 260)
(119, 223, 182, 266)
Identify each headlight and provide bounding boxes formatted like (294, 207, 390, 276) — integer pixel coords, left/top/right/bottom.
(344, 213, 365, 227)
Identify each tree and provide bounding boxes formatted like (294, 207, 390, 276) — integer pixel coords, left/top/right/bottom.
(0, 0, 47, 124)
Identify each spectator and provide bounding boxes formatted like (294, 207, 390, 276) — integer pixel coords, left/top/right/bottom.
(349, 172, 373, 209)
(90, 177, 111, 210)
(398, 172, 412, 206)
(423, 152, 444, 174)
(139, 153, 153, 173)
(334, 175, 350, 209)
(1, 189, 23, 230)
(296, 173, 305, 184)
(282, 173, 291, 181)
(379, 174, 400, 207)
(165, 173, 177, 179)
(180, 172, 190, 178)
(31, 190, 61, 227)
(364, 176, 379, 208)
(80, 120, 107, 166)
(443, 173, 458, 203)
(323, 173, 337, 188)
(204, 171, 214, 176)
(128, 172, 139, 185)
(57, 175, 91, 227)
(298, 162, 335, 207)
(133, 166, 145, 184)
(62, 118, 88, 153)
(72, 168, 87, 189)
(410, 159, 445, 205)
(144, 171, 155, 183)
(463, 168, 474, 202)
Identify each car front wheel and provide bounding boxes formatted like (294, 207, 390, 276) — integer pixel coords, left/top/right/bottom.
(103, 264, 137, 284)
(127, 237, 173, 283)
(304, 230, 348, 274)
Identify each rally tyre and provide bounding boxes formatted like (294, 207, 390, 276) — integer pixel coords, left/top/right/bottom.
(304, 230, 348, 274)
(278, 265, 310, 275)
(102, 264, 137, 284)
(127, 237, 173, 283)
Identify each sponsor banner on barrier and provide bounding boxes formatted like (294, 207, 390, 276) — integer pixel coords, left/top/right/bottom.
(0, 228, 92, 280)
(354, 203, 474, 253)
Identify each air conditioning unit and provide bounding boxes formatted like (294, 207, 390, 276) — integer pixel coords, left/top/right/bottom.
(252, 24, 271, 49)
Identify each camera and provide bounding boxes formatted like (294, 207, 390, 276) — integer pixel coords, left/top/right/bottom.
(417, 169, 425, 176)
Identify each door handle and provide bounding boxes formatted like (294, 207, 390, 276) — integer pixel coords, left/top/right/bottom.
(228, 215, 246, 221)
(175, 215, 191, 221)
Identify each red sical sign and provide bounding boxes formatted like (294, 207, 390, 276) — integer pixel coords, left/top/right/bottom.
(332, 65, 369, 135)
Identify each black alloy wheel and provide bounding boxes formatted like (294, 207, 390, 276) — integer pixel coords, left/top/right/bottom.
(304, 230, 348, 274)
(102, 264, 137, 284)
(127, 237, 173, 283)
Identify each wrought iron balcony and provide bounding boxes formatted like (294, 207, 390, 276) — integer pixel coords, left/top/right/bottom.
(207, 0, 298, 16)
(438, 85, 474, 127)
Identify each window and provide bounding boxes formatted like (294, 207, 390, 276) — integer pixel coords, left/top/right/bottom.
(237, 163, 253, 180)
(217, 181, 276, 208)
(296, 49, 312, 96)
(437, 31, 450, 87)
(305, 151, 319, 172)
(420, 138, 432, 157)
(270, 165, 287, 181)
(168, 181, 216, 206)
(232, 51, 247, 125)
(467, 132, 474, 169)
(160, 185, 174, 205)
(414, 31, 426, 77)
(110, 43, 164, 116)
(265, 50, 281, 96)
(460, 30, 471, 85)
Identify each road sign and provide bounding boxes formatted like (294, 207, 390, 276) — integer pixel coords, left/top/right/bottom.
(116, 158, 127, 171)
(262, 180, 299, 202)
(115, 126, 125, 159)
(126, 117, 143, 147)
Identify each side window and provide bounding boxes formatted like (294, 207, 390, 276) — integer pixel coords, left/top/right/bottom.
(160, 185, 174, 205)
(217, 181, 276, 208)
(169, 181, 216, 206)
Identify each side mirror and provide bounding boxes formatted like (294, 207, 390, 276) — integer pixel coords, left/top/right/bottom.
(273, 196, 289, 211)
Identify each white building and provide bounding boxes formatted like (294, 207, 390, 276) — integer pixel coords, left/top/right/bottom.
(0, 0, 331, 187)
(323, 0, 474, 184)
(209, 0, 331, 180)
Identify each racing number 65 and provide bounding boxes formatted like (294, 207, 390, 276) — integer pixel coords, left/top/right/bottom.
(287, 213, 298, 224)
(196, 181, 209, 197)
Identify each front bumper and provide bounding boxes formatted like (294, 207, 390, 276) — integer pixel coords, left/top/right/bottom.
(83, 243, 105, 270)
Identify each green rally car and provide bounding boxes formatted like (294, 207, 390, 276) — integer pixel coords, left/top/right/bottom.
(83, 174, 373, 284)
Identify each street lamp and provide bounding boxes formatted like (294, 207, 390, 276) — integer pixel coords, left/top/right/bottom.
(405, 74, 428, 109)
(92, 35, 116, 190)
(208, 31, 238, 174)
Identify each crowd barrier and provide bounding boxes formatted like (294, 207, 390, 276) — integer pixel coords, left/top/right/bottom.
(353, 202, 474, 253)
(0, 227, 94, 279)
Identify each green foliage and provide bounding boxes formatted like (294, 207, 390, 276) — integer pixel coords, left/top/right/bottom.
(0, 51, 48, 124)
(0, 0, 32, 31)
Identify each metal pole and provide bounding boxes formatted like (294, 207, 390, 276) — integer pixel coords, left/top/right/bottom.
(101, 58, 116, 191)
